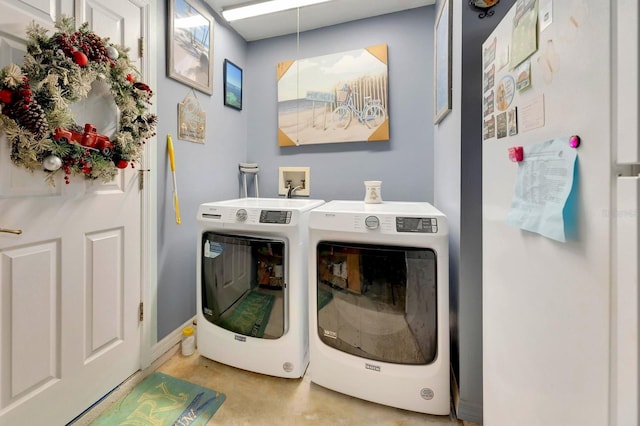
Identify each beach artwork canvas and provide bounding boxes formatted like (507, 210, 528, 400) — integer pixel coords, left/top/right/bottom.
(277, 44, 389, 146)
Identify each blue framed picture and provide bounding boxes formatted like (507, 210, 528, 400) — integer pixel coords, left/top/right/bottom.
(224, 59, 242, 110)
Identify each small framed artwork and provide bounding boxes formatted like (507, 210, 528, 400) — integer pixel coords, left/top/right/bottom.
(178, 90, 206, 143)
(434, 0, 452, 124)
(167, 0, 214, 95)
(224, 59, 243, 110)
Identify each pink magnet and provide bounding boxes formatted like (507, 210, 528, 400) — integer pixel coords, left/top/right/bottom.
(569, 135, 581, 148)
(508, 146, 524, 162)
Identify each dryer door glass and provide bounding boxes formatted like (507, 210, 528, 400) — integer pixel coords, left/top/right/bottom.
(316, 241, 437, 364)
(201, 232, 286, 339)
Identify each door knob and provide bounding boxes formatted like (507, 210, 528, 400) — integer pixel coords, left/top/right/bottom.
(0, 228, 22, 235)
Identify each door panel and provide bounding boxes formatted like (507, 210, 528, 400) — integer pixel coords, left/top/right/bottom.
(86, 228, 123, 354)
(76, 0, 142, 69)
(76, 0, 143, 195)
(0, 134, 63, 196)
(0, 32, 63, 196)
(0, 0, 72, 33)
(1, 241, 60, 406)
(0, 1, 147, 423)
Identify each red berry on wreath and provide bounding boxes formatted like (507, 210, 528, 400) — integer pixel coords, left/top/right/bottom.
(126, 74, 135, 82)
(0, 90, 12, 103)
(73, 51, 89, 66)
(116, 159, 128, 169)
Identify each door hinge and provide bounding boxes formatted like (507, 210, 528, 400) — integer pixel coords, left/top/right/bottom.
(138, 37, 144, 58)
(139, 302, 144, 322)
(139, 169, 150, 191)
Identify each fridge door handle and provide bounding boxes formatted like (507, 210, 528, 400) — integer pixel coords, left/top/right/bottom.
(616, 1, 640, 163)
(614, 176, 640, 425)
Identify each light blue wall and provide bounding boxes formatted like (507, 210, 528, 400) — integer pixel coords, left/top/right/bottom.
(245, 8, 436, 202)
(155, 1, 248, 339)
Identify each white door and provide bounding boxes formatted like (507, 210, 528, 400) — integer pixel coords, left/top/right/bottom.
(215, 238, 251, 312)
(0, 0, 148, 424)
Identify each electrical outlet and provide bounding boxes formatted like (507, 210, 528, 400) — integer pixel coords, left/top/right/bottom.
(278, 167, 310, 197)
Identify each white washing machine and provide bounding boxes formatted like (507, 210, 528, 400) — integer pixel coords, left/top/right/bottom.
(308, 200, 450, 414)
(196, 198, 324, 378)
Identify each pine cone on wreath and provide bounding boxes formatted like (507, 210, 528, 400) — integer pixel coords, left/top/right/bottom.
(82, 31, 110, 63)
(4, 98, 50, 139)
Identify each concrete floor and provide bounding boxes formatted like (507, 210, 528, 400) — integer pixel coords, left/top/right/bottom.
(76, 346, 468, 426)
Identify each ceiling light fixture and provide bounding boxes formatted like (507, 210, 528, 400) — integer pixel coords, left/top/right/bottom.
(222, 0, 332, 22)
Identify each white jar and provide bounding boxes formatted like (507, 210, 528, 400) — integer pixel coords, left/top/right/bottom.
(181, 326, 195, 356)
(364, 180, 382, 204)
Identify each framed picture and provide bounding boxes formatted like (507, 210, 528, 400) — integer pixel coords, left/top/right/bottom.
(167, 0, 214, 95)
(223, 59, 243, 110)
(178, 91, 206, 143)
(277, 44, 389, 146)
(434, 0, 452, 124)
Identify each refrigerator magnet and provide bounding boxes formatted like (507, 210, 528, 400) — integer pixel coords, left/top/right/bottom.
(569, 135, 581, 148)
(508, 146, 524, 162)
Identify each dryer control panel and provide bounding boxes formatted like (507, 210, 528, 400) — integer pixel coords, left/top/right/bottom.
(259, 210, 292, 224)
(396, 217, 438, 233)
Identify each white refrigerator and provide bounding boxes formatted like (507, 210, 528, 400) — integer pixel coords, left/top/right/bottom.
(481, 1, 638, 425)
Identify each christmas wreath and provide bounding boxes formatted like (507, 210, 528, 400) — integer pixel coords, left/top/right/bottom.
(0, 17, 157, 185)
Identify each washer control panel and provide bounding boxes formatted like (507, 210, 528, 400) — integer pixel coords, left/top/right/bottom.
(396, 217, 438, 233)
(259, 210, 292, 224)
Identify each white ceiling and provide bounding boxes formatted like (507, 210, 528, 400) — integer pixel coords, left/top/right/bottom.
(203, 0, 436, 41)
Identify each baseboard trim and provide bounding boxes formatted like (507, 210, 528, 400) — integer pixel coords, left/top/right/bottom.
(148, 317, 196, 362)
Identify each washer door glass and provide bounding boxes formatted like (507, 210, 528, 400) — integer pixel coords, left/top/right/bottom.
(316, 241, 437, 365)
(201, 232, 286, 339)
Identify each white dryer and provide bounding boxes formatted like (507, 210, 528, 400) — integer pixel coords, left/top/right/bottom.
(308, 200, 450, 414)
(196, 198, 324, 378)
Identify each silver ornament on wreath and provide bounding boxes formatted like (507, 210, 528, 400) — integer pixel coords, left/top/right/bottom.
(106, 46, 119, 60)
(43, 155, 62, 171)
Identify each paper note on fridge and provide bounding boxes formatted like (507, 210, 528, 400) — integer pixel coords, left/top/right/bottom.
(506, 137, 577, 242)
